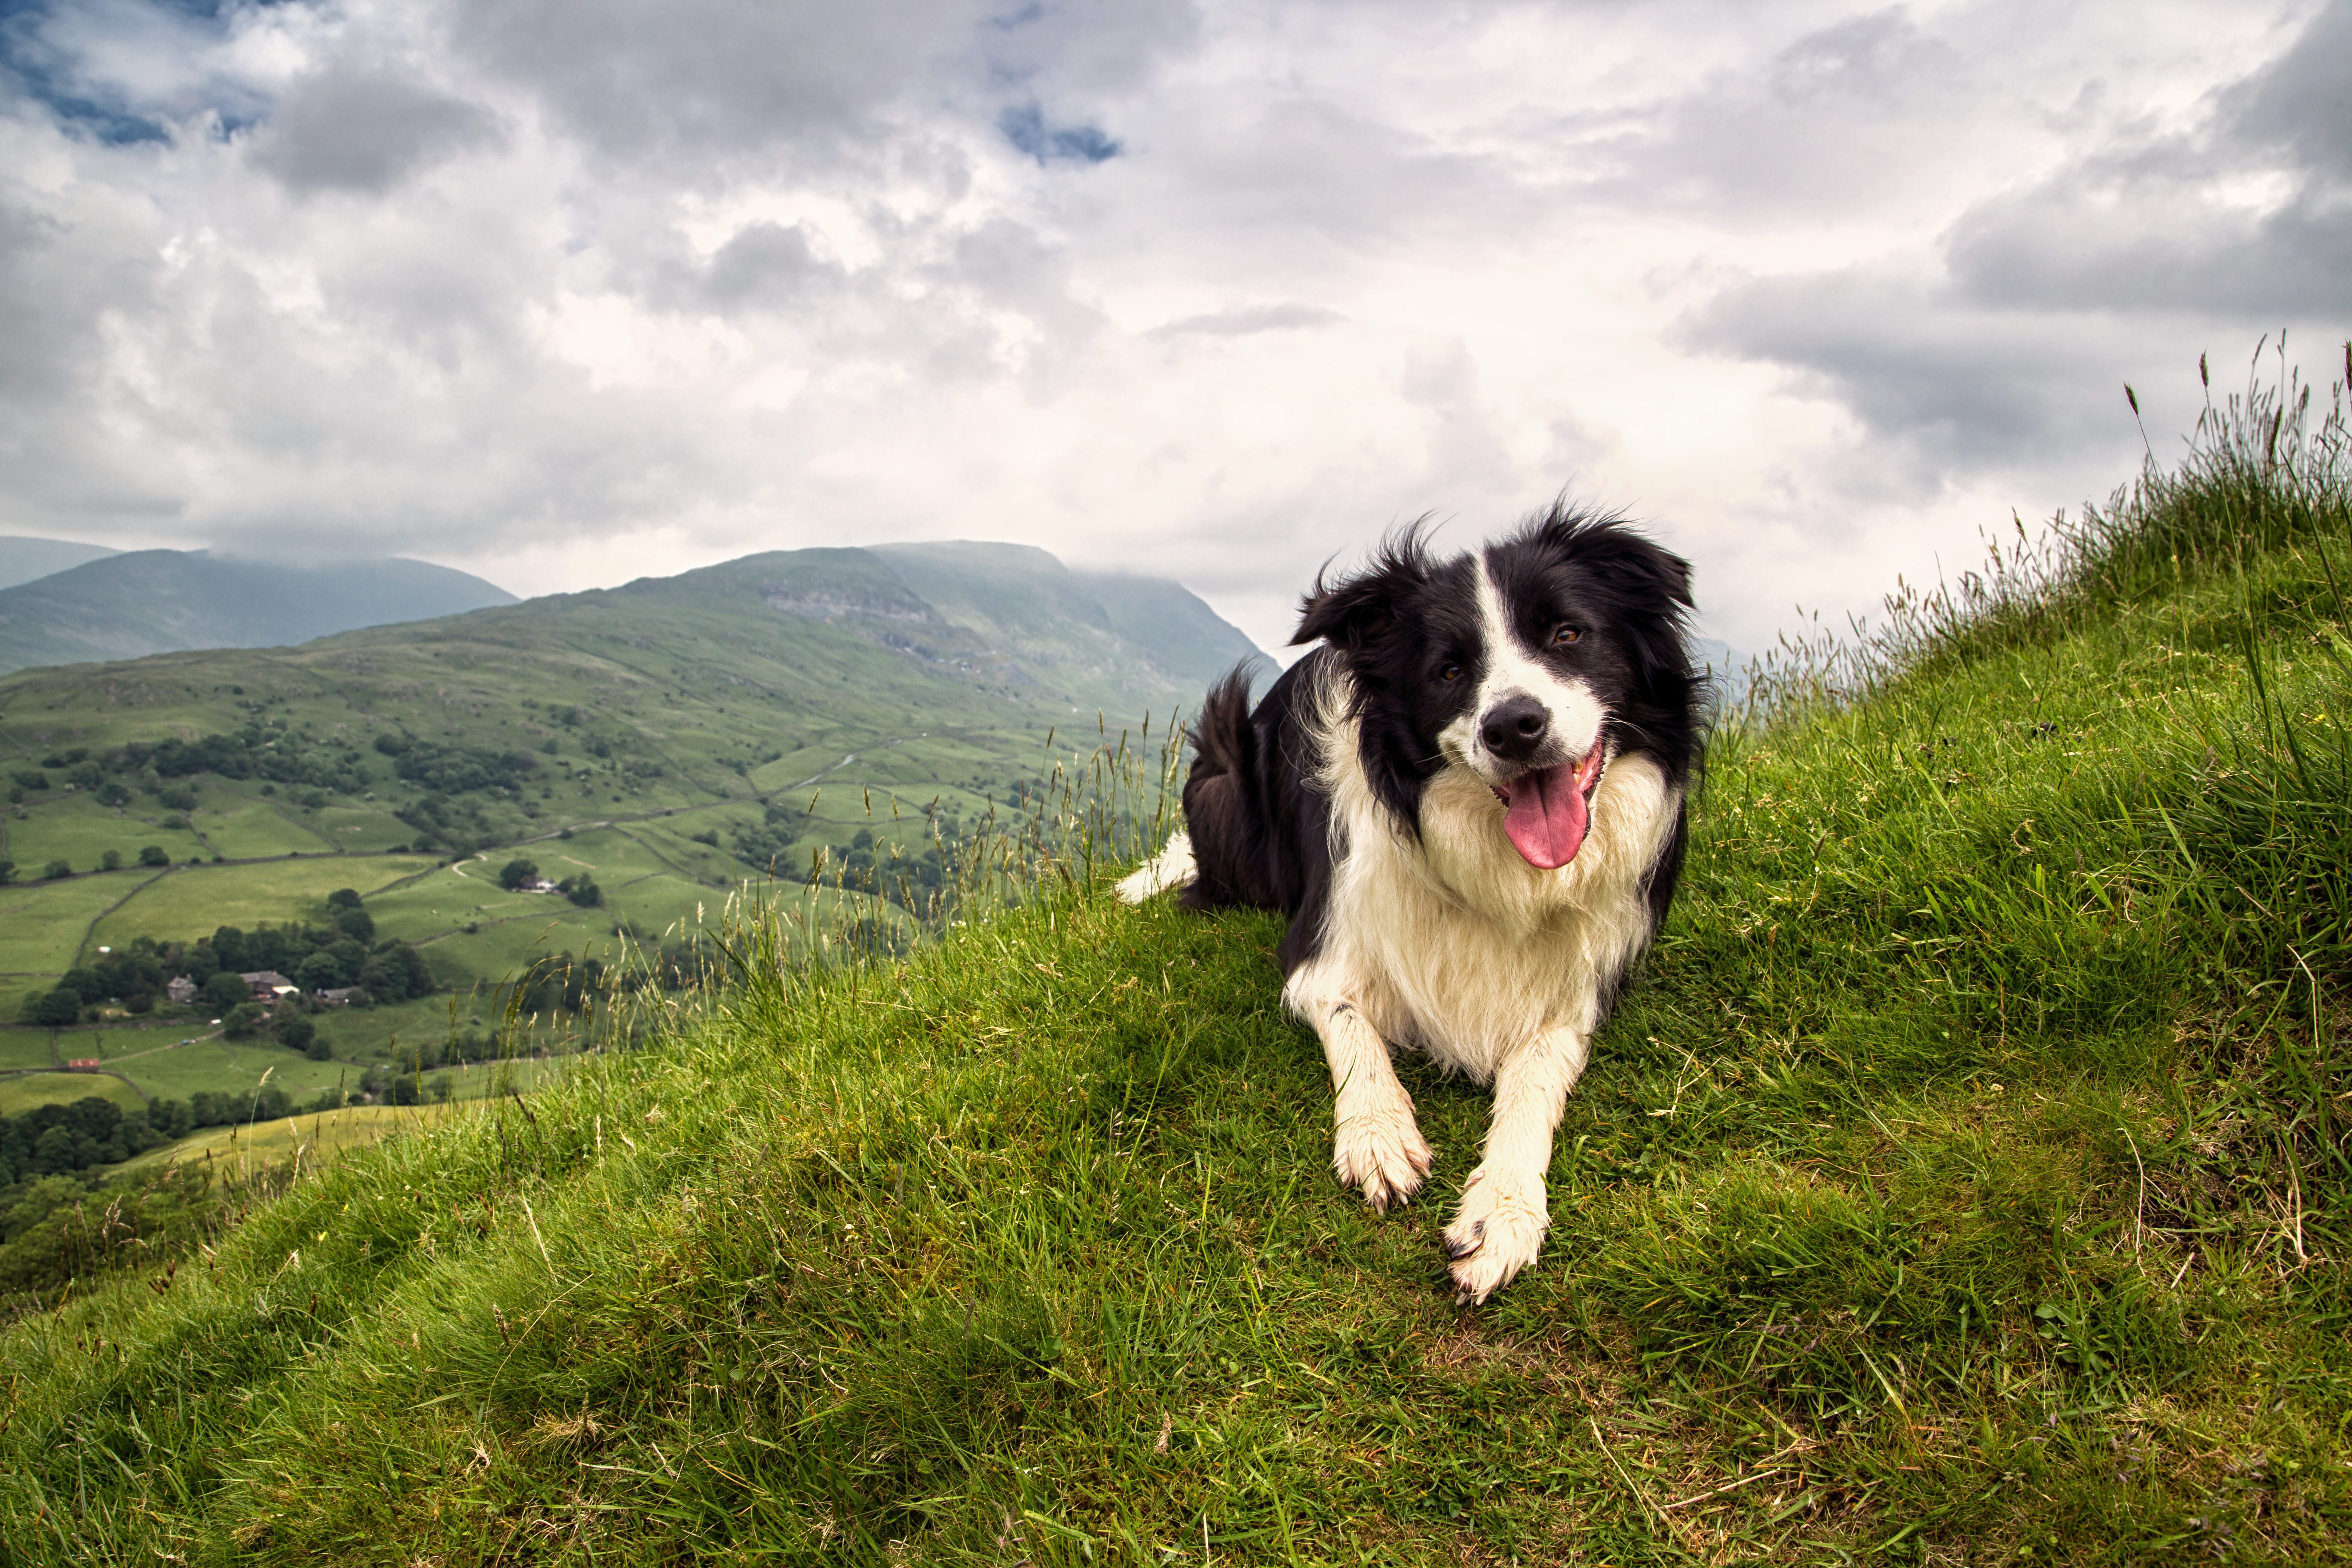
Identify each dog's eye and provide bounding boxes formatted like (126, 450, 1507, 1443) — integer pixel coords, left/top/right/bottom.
(1437, 662, 1463, 683)
(1551, 625, 1582, 646)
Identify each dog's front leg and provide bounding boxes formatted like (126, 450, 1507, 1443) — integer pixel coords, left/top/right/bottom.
(1286, 967, 1433, 1212)
(1442, 1026, 1590, 1303)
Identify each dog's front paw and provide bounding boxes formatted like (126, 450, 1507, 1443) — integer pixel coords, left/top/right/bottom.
(1441, 1167, 1549, 1304)
(1331, 1102, 1434, 1214)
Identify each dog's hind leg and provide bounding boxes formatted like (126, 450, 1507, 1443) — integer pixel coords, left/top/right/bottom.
(1442, 1026, 1591, 1303)
(1115, 831, 1196, 903)
(1283, 961, 1433, 1213)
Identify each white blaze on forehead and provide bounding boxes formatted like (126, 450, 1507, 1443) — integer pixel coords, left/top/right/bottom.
(1435, 554, 1606, 780)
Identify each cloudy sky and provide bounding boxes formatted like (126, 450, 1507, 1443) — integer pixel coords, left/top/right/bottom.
(1, 0, 2345, 654)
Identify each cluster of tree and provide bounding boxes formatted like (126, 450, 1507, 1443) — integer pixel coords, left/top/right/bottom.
(393, 790, 497, 854)
(374, 732, 542, 796)
(730, 798, 809, 874)
(812, 827, 951, 911)
(494, 858, 602, 906)
(0, 844, 178, 884)
(515, 951, 607, 1014)
(12, 891, 437, 1028)
(390, 1029, 512, 1075)
(0, 1161, 230, 1299)
(0, 1088, 303, 1186)
(124, 728, 372, 794)
(3, 728, 377, 809)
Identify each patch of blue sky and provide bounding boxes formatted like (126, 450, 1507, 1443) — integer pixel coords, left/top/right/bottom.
(998, 102, 1119, 166)
(0, 0, 281, 144)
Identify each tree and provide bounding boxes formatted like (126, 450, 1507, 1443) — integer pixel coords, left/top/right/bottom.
(222, 1002, 266, 1040)
(22, 988, 81, 1029)
(41, 859, 71, 880)
(279, 1014, 317, 1054)
(200, 971, 248, 1015)
(294, 951, 346, 992)
(0, 860, 13, 885)
(498, 858, 539, 891)
(138, 845, 169, 867)
(100, 849, 122, 871)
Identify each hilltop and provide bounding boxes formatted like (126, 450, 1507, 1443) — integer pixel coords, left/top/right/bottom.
(0, 536, 118, 592)
(0, 550, 518, 675)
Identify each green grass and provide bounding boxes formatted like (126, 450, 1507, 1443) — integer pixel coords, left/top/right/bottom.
(299, 803, 416, 853)
(82, 855, 438, 955)
(0, 1071, 146, 1117)
(0, 870, 155, 973)
(0, 792, 202, 875)
(189, 791, 341, 859)
(4, 354, 2350, 1562)
(110, 1101, 438, 1179)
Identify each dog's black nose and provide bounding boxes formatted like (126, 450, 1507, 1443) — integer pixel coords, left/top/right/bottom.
(1479, 695, 1550, 762)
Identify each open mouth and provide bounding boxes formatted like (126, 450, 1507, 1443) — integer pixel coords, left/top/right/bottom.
(1489, 736, 1606, 870)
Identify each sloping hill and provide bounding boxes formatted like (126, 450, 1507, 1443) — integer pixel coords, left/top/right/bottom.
(0, 541, 1259, 1047)
(3, 363, 2347, 1561)
(0, 551, 518, 675)
(0, 536, 117, 592)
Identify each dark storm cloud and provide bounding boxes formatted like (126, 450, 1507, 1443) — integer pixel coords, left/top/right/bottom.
(2228, 0, 2352, 178)
(250, 66, 503, 194)
(1681, 269, 2125, 471)
(1684, 0, 2352, 478)
(1939, 0, 2352, 320)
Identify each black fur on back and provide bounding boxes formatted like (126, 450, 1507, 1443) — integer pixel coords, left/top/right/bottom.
(1178, 656, 1343, 972)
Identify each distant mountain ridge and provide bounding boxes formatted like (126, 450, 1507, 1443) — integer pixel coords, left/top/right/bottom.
(0, 551, 518, 675)
(0, 535, 119, 591)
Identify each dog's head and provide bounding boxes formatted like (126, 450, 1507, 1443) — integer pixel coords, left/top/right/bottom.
(1293, 503, 1697, 869)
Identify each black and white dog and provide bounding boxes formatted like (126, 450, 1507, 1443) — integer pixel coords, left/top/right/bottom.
(1118, 504, 1702, 1302)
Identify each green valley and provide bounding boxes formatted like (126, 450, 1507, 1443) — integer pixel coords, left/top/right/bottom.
(0, 540, 1259, 1154)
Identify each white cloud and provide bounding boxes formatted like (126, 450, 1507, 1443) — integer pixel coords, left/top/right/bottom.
(0, 0, 2343, 658)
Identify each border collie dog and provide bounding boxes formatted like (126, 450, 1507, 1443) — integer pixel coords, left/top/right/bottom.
(1118, 505, 1701, 1302)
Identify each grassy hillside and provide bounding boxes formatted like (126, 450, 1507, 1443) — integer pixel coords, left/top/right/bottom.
(3, 355, 2349, 1562)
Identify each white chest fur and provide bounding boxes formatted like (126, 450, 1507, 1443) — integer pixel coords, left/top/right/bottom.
(1292, 700, 1681, 1084)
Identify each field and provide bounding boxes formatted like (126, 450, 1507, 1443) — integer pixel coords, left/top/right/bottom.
(0, 869, 156, 973)
(0, 1071, 146, 1116)
(82, 854, 439, 952)
(114, 1102, 453, 1179)
(189, 791, 342, 858)
(0, 792, 203, 874)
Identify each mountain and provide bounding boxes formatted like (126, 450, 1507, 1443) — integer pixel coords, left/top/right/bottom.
(0, 538, 1258, 879)
(0, 535, 119, 591)
(0, 551, 518, 675)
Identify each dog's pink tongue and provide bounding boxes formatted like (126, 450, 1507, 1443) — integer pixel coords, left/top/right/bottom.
(1502, 762, 1589, 870)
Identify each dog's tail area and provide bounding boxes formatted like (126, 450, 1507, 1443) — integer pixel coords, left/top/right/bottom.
(1116, 666, 1257, 906)
(1115, 830, 1196, 903)
(1185, 665, 1259, 787)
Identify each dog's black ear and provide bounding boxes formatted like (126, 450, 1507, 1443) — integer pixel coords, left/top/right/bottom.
(1290, 524, 1434, 649)
(1533, 504, 1694, 610)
